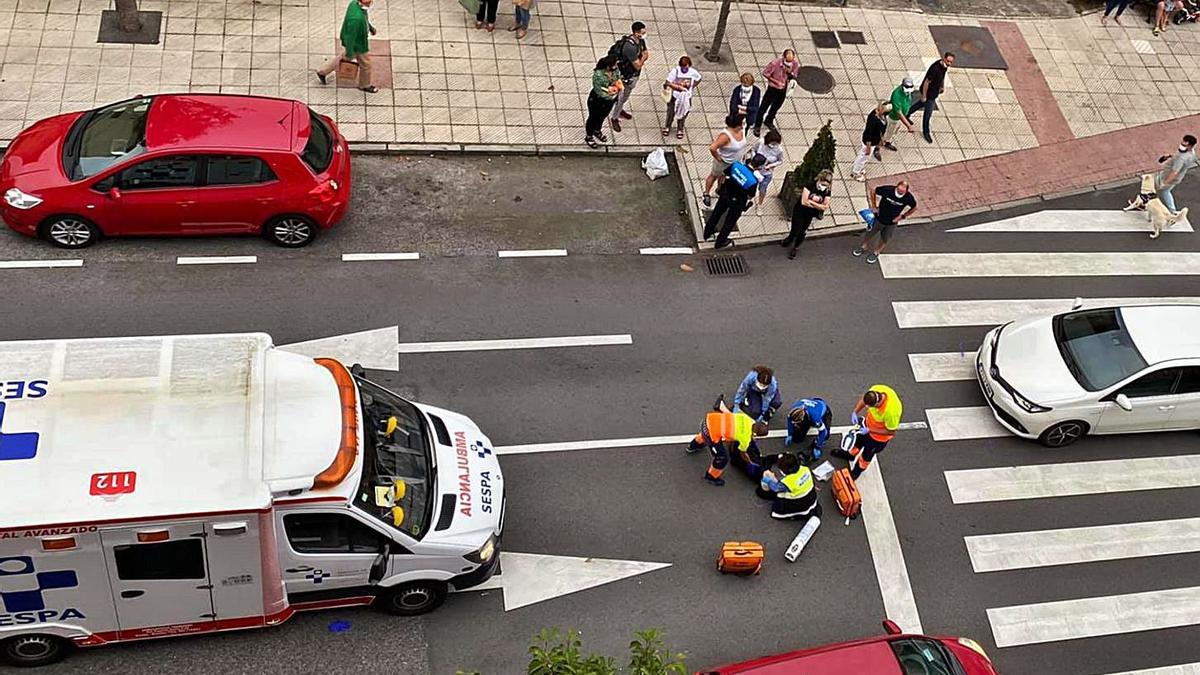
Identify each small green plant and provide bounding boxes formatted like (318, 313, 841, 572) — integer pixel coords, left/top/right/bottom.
(527, 628, 616, 675)
(627, 630, 688, 675)
(790, 119, 837, 191)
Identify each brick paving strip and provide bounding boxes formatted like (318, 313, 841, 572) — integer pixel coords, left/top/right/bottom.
(980, 21, 1073, 146)
(867, 113, 1200, 220)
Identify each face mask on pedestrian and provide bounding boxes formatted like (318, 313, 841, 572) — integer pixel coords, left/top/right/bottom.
(816, 181, 830, 191)
(1181, 144, 1191, 153)
(754, 381, 769, 392)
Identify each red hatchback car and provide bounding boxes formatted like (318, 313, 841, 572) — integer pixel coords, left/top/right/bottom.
(700, 621, 998, 675)
(0, 94, 350, 248)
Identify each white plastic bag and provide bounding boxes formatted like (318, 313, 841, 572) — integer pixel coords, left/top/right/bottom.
(642, 147, 669, 180)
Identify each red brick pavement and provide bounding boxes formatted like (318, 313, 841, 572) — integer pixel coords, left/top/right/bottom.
(982, 20, 1074, 146)
(868, 114, 1200, 218)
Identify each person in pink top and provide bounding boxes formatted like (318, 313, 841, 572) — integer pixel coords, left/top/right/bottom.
(752, 49, 801, 137)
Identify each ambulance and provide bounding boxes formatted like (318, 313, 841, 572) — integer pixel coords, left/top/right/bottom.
(0, 333, 504, 667)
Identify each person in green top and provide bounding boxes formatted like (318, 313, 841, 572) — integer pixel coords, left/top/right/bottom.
(880, 76, 917, 155)
(316, 0, 379, 93)
(584, 55, 622, 148)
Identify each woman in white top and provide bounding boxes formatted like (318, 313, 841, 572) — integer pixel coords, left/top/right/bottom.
(662, 56, 702, 140)
(747, 129, 785, 209)
(702, 113, 748, 208)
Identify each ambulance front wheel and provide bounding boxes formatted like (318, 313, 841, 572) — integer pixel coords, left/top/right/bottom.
(380, 581, 447, 615)
(1, 634, 71, 668)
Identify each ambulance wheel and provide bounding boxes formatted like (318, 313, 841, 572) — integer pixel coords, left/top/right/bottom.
(380, 581, 447, 615)
(1, 634, 70, 667)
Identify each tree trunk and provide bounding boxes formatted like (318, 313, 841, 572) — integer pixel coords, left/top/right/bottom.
(704, 0, 734, 63)
(115, 0, 142, 33)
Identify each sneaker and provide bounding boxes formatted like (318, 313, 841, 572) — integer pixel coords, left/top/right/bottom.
(714, 239, 735, 250)
(830, 448, 852, 460)
(852, 172, 866, 182)
(866, 252, 879, 264)
(702, 194, 712, 208)
(703, 474, 725, 487)
(610, 118, 622, 133)
(619, 111, 633, 120)
(883, 142, 898, 152)
(873, 147, 882, 161)
(852, 246, 865, 257)
(685, 443, 702, 455)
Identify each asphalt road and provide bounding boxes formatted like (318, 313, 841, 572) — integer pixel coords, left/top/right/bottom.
(4, 168, 1200, 674)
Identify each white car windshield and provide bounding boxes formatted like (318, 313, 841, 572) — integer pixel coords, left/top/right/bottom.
(1054, 308, 1149, 391)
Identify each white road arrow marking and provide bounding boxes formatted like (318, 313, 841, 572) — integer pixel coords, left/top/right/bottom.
(456, 552, 671, 612)
(280, 326, 400, 372)
(946, 209, 1193, 233)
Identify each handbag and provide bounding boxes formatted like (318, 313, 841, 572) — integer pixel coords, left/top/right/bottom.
(660, 86, 672, 103)
(459, 0, 481, 15)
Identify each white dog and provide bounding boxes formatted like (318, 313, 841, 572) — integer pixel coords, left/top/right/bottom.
(1124, 174, 1157, 211)
(1146, 198, 1188, 239)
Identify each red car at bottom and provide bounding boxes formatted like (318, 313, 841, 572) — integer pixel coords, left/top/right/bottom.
(0, 93, 350, 249)
(700, 620, 997, 675)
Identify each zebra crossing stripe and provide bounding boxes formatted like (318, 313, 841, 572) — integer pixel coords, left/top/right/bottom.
(945, 455, 1200, 504)
(988, 586, 1200, 648)
(946, 209, 1193, 233)
(1101, 662, 1200, 675)
(892, 297, 1200, 328)
(965, 517, 1200, 573)
(879, 252, 1200, 279)
(925, 406, 1006, 442)
(908, 352, 976, 382)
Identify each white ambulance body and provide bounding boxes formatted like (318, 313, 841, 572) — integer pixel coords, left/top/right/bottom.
(0, 333, 503, 667)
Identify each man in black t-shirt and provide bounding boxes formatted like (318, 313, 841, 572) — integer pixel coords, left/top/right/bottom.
(853, 180, 917, 264)
(907, 52, 955, 144)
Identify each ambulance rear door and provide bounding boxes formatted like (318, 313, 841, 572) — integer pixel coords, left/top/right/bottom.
(100, 522, 214, 632)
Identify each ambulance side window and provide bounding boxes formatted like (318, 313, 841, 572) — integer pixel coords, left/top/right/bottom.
(284, 513, 394, 554)
(114, 540, 206, 580)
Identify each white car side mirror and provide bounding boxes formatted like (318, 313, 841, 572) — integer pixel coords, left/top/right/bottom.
(1071, 297, 1084, 310)
(1115, 394, 1133, 412)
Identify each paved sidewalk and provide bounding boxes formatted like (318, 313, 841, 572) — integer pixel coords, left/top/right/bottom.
(0, 0, 1197, 244)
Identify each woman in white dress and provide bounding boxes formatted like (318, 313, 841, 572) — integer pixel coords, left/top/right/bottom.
(661, 56, 702, 140)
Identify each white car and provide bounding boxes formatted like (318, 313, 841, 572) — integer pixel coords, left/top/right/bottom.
(976, 303, 1200, 447)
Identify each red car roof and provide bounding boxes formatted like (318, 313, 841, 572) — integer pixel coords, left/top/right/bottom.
(143, 94, 304, 153)
(717, 640, 902, 674)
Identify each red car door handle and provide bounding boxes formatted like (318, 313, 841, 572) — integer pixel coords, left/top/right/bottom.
(177, 200, 195, 206)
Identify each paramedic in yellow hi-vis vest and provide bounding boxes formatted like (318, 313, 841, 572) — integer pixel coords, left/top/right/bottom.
(833, 385, 903, 480)
(757, 452, 821, 520)
(686, 397, 769, 486)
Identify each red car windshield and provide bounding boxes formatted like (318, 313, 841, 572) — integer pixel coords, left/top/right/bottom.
(65, 97, 152, 180)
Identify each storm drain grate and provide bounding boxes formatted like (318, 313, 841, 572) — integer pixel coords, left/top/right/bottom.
(838, 31, 867, 45)
(705, 254, 748, 277)
(810, 30, 839, 49)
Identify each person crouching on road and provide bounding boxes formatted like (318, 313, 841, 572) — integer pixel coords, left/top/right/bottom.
(785, 397, 832, 462)
(757, 453, 820, 520)
(686, 399, 769, 487)
(833, 385, 903, 480)
(733, 364, 782, 424)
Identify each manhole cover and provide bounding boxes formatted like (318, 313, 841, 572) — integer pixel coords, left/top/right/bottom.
(795, 66, 835, 94)
(705, 254, 747, 277)
(928, 26, 1008, 70)
(810, 30, 839, 49)
(837, 31, 867, 45)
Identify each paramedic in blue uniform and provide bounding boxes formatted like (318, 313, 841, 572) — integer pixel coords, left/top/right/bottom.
(732, 364, 782, 424)
(703, 154, 767, 249)
(785, 397, 832, 462)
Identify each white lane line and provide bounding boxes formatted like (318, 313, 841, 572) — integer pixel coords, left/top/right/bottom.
(893, 297, 1200, 329)
(497, 249, 568, 258)
(0, 259, 83, 269)
(495, 421, 929, 455)
(1102, 662, 1200, 675)
(859, 459, 924, 633)
(966, 517, 1200, 573)
(397, 334, 632, 354)
(988, 586, 1200, 648)
(342, 252, 420, 261)
(908, 352, 976, 382)
(176, 255, 257, 265)
(947, 209, 1194, 233)
(945, 455, 1200, 504)
(879, 252, 1200, 278)
(926, 406, 1006, 441)
(639, 247, 694, 255)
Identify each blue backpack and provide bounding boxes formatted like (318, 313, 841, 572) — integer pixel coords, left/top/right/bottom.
(728, 162, 759, 190)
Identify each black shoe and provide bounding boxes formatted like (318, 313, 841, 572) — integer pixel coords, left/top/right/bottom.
(830, 448, 853, 460)
(779, 238, 791, 247)
(595, 131, 608, 142)
(714, 239, 734, 249)
(703, 474, 725, 487)
(619, 110, 633, 120)
(610, 118, 622, 133)
(752, 127, 762, 137)
(923, 133, 934, 144)
(316, 71, 327, 85)
(873, 147, 882, 161)
(585, 136, 599, 148)
(883, 142, 898, 152)
(712, 394, 726, 411)
(787, 247, 797, 260)
(702, 194, 713, 208)
(685, 442, 703, 455)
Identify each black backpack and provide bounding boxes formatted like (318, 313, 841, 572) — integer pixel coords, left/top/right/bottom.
(608, 35, 633, 69)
